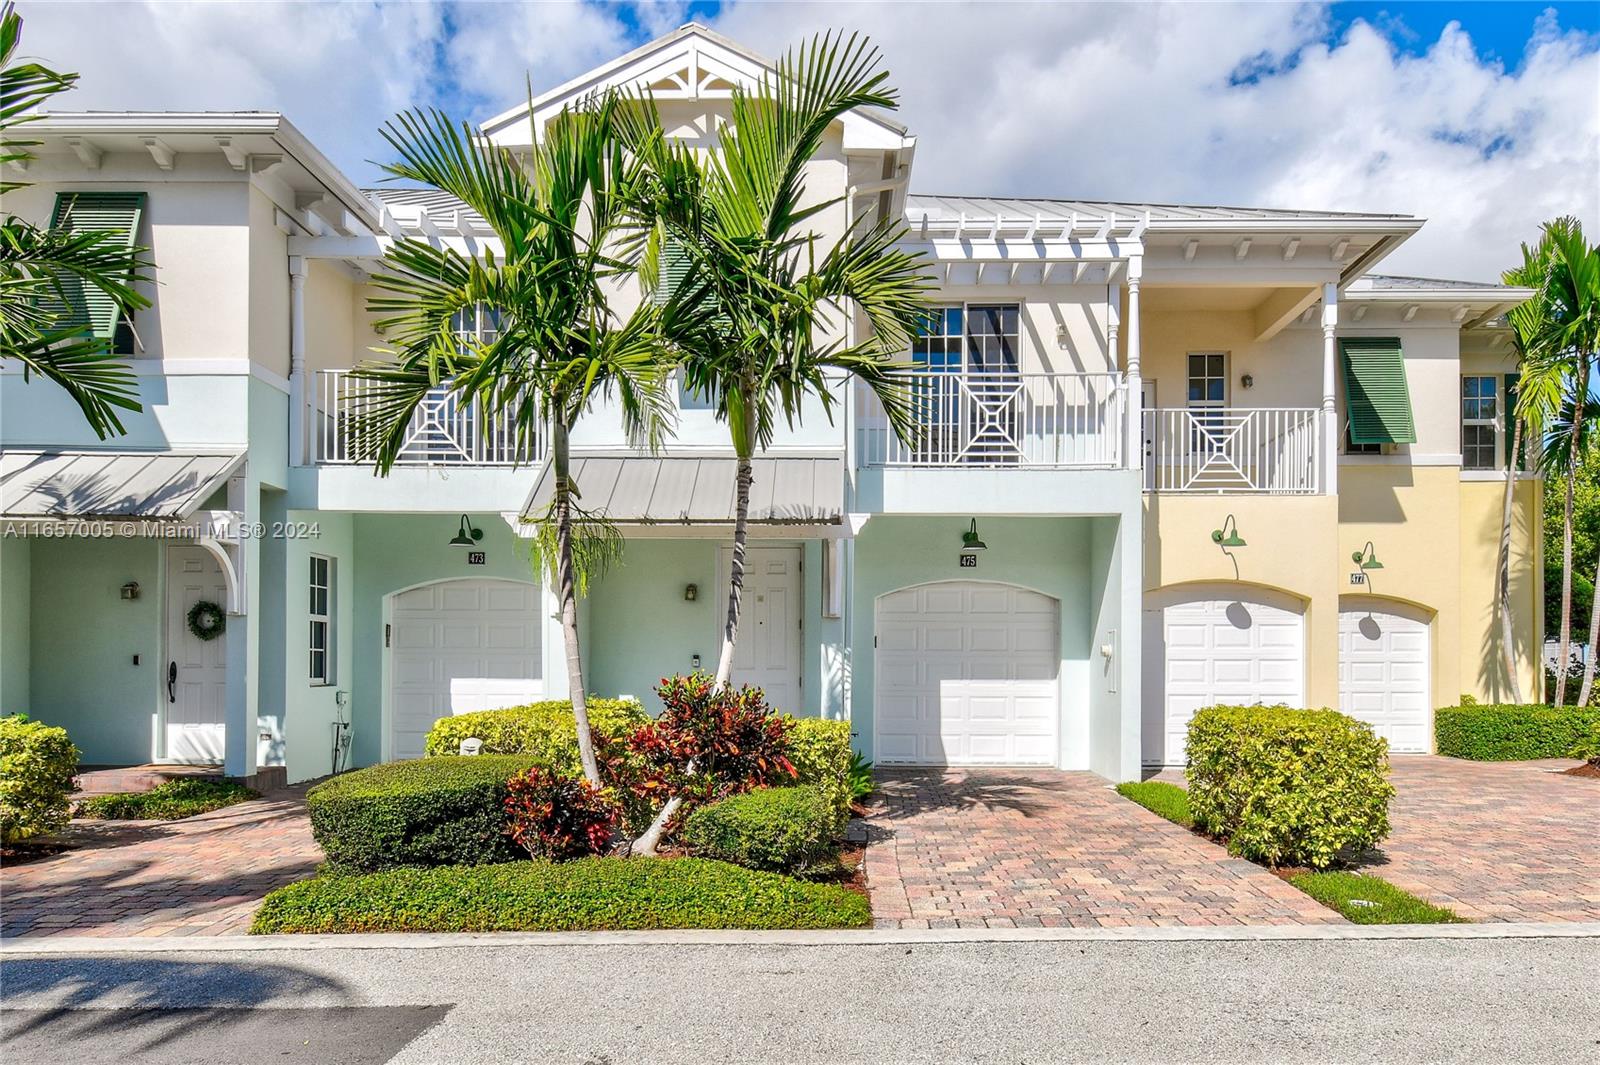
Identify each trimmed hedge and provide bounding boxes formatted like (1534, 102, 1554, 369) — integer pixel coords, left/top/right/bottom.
(681, 785, 838, 872)
(0, 716, 79, 844)
(1186, 705, 1393, 869)
(307, 755, 536, 872)
(77, 778, 256, 820)
(423, 698, 647, 766)
(1435, 704, 1600, 761)
(784, 717, 853, 831)
(249, 857, 871, 934)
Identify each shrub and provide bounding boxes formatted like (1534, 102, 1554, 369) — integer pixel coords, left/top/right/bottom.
(629, 674, 796, 809)
(307, 755, 536, 872)
(1185, 705, 1393, 869)
(846, 751, 875, 802)
(785, 717, 853, 830)
(0, 716, 79, 844)
(681, 786, 839, 873)
(1435, 704, 1600, 761)
(249, 857, 871, 934)
(77, 778, 256, 820)
(423, 698, 647, 766)
(1114, 780, 1193, 828)
(503, 767, 617, 861)
(1569, 721, 1600, 766)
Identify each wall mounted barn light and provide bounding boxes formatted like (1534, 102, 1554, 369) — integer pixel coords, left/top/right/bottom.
(1210, 515, 1246, 548)
(960, 519, 988, 555)
(1352, 541, 1384, 570)
(448, 514, 483, 548)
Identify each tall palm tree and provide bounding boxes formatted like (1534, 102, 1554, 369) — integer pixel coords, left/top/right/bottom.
(352, 94, 686, 786)
(619, 32, 932, 854)
(1538, 398, 1599, 705)
(0, 0, 150, 438)
(1518, 217, 1600, 705)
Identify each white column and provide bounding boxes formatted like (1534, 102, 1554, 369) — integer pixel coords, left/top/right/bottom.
(1125, 256, 1143, 472)
(1107, 278, 1124, 467)
(1320, 281, 1339, 495)
(288, 255, 308, 466)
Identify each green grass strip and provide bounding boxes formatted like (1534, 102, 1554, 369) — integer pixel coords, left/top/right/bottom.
(1114, 780, 1193, 828)
(251, 857, 872, 934)
(77, 779, 258, 821)
(1289, 871, 1466, 925)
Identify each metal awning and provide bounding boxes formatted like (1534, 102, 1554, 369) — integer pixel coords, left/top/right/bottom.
(0, 449, 245, 519)
(522, 455, 843, 525)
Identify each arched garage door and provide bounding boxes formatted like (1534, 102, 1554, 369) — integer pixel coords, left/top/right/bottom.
(874, 581, 1060, 766)
(388, 579, 543, 760)
(1339, 603, 1431, 753)
(1143, 587, 1306, 765)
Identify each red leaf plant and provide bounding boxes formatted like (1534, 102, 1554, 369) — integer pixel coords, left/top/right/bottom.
(503, 766, 618, 861)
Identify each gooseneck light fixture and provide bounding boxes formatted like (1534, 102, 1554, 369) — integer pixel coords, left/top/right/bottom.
(1352, 541, 1384, 570)
(1210, 515, 1246, 548)
(448, 514, 484, 548)
(960, 519, 988, 555)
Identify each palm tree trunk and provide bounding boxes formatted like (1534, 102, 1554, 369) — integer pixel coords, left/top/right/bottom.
(1496, 415, 1526, 704)
(552, 420, 602, 786)
(1554, 357, 1589, 705)
(1578, 548, 1599, 708)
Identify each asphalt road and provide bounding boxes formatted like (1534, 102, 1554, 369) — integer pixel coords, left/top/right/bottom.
(3, 937, 1598, 1064)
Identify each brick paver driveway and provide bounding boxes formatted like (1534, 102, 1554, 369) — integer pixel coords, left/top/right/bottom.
(1364, 757, 1600, 922)
(863, 769, 1339, 929)
(1, 787, 319, 939)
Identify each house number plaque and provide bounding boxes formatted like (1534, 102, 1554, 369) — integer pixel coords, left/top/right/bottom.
(468, 551, 486, 566)
(959, 555, 977, 568)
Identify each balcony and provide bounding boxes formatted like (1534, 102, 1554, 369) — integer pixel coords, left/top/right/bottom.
(857, 372, 1126, 469)
(310, 369, 543, 467)
(1142, 407, 1322, 494)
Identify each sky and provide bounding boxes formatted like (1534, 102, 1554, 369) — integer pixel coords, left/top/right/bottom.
(16, 1, 1600, 283)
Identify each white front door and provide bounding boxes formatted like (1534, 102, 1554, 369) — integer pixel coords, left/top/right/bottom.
(1144, 592, 1305, 765)
(875, 581, 1060, 766)
(389, 579, 543, 760)
(726, 546, 803, 715)
(1339, 605, 1431, 753)
(164, 545, 228, 763)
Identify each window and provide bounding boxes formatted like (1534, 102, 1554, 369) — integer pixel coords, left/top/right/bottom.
(965, 304, 1020, 375)
(1186, 353, 1227, 409)
(912, 306, 964, 373)
(1461, 376, 1498, 470)
(676, 368, 715, 411)
(48, 191, 147, 355)
(309, 555, 334, 685)
(450, 304, 503, 351)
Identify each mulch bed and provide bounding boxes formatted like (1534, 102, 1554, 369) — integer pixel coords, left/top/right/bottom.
(1564, 762, 1600, 779)
(0, 840, 79, 866)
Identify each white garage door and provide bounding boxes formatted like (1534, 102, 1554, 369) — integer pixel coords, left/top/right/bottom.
(1143, 592, 1305, 765)
(875, 581, 1060, 766)
(1339, 605, 1431, 753)
(389, 579, 543, 760)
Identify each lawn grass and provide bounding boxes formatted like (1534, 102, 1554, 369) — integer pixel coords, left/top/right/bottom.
(251, 856, 872, 934)
(77, 778, 258, 820)
(1288, 871, 1466, 925)
(1114, 779, 1193, 828)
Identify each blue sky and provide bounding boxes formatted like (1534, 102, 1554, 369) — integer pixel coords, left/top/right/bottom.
(21, 1, 1600, 281)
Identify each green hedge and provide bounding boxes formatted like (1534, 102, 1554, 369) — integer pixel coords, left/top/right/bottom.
(1186, 705, 1393, 870)
(77, 778, 256, 820)
(784, 718, 852, 831)
(1434, 704, 1600, 761)
(250, 857, 871, 934)
(423, 698, 647, 766)
(307, 755, 537, 872)
(681, 785, 838, 873)
(0, 716, 79, 844)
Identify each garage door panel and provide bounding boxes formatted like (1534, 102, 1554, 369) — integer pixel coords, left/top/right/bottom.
(876, 582, 1059, 766)
(1339, 607, 1430, 753)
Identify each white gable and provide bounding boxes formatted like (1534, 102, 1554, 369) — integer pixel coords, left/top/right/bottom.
(479, 23, 912, 153)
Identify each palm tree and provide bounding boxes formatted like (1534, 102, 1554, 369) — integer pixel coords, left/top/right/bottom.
(1517, 217, 1600, 705)
(619, 33, 932, 853)
(0, 0, 150, 438)
(352, 94, 685, 786)
(1538, 397, 1599, 705)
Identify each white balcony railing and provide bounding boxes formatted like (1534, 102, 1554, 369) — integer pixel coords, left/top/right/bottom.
(311, 369, 542, 466)
(1142, 407, 1321, 493)
(857, 371, 1125, 469)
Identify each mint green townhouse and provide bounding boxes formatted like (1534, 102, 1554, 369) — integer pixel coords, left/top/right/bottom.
(0, 25, 1543, 786)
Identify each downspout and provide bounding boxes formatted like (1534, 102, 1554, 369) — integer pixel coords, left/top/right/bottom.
(287, 255, 308, 466)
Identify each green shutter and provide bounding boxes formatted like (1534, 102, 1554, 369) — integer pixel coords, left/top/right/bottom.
(1339, 337, 1417, 445)
(46, 191, 146, 340)
(653, 238, 693, 308)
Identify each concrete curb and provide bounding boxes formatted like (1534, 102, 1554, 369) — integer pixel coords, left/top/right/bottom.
(4, 921, 1598, 955)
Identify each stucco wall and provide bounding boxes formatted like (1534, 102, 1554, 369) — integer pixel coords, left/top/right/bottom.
(0, 537, 30, 713)
(276, 509, 356, 782)
(248, 186, 290, 377)
(1457, 477, 1543, 701)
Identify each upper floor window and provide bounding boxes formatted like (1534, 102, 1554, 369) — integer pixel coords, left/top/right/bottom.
(48, 191, 147, 356)
(912, 306, 965, 373)
(911, 304, 1021, 376)
(1187, 353, 1227, 409)
(450, 304, 503, 351)
(1461, 375, 1498, 470)
(309, 555, 335, 685)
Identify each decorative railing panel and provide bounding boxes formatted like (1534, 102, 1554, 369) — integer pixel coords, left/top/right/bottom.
(1142, 407, 1321, 493)
(311, 369, 541, 466)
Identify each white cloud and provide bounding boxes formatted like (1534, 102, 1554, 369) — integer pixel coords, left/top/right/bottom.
(18, 0, 1598, 281)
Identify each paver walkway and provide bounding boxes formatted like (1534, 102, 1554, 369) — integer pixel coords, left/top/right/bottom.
(1, 787, 319, 939)
(863, 769, 1340, 928)
(1366, 757, 1600, 922)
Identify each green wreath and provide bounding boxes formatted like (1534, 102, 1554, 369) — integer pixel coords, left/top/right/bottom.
(187, 600, 226, 642)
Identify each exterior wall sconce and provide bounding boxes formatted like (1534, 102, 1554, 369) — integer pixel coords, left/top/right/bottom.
(1240, 373, 1254, 389)
(684, 583, 698, 602)
(1210, 515, 1246, 548)
(1352, 541, 1384, 570)
(960, 519, 988, 555)
(120, 581, 141, 600)
(448, 514, 484, 548)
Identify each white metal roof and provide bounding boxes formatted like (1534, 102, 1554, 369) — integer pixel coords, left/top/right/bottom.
(0, 450, 244, 519)
(905, 194, 1418, 232)
(522, 455, 843, 525)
